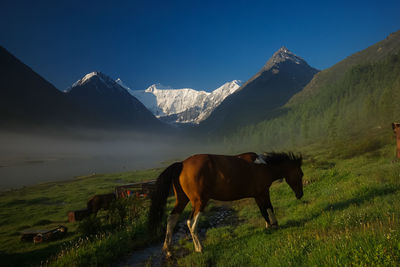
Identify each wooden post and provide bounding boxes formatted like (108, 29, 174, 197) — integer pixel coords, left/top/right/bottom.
(392, 123, 400, 158)
(68, 208, 90, 222)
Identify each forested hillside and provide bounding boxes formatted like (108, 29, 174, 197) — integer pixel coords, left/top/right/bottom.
(224, 40, 400, 152)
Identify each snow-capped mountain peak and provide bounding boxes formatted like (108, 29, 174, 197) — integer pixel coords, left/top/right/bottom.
(145, 83, 174, 93)
(145, 84, 159, 93)
(264, 46, 306, 70)
(115, 78, 130, 90)
(72, 72, 115, 88)
(67, 72, 128, 96)
(128, 80, 241, 124)
(68, 73, 240, 124)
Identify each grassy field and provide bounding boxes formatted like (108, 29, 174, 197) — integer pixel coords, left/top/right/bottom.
(173, 143, 400, 266)
(1, 137, 400, 266)
(0, 167, 162, 266)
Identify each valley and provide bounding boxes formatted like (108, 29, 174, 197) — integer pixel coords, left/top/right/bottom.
(0, 11, 399, 266)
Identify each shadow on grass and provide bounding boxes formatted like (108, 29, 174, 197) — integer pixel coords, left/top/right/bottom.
(281, 184, 399, 229)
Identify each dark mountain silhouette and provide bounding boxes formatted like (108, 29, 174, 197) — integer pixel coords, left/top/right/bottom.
(200, 47, 318, 134)
(0, 46, 76, 129)
(0, 47, 167, 132)
(66, 72, 166, 130)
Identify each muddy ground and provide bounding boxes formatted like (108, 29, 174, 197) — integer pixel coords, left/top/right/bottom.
(118, 204, 238, 266)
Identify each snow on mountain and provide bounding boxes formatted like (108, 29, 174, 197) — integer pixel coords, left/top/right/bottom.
(115, 78, 131, 90)
(66, 72, 127, 95)
(263, 46, 306, 71)
(73, 72, 112, 87)
(124, 80, 241, 124)
(65, 72, 165, 129)
(197, 80, 242, 122)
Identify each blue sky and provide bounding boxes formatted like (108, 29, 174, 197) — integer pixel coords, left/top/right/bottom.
(1, 0, 399, 91)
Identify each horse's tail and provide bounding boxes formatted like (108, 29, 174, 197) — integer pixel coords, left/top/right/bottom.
(148, 162, 183, 233)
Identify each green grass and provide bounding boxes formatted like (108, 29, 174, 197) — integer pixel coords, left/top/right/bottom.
(174, 144, 400, 266)
(0, 168, 162, 266)
(1, 138, 400, 266)
(46, 197, 155, 267)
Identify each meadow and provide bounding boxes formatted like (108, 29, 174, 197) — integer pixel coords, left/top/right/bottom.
(0, 134, 399, 266)
(174, 142, 400, 266)
(0, 167, 161, 266)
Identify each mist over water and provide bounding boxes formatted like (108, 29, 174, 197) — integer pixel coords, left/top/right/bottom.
(0, 130, 216, 191)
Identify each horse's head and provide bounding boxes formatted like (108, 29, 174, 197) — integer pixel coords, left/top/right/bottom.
(284, 155, 304, 200)
(262, 152, 304, 199)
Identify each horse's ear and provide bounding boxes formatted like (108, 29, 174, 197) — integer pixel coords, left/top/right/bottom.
(393, 122, 396, 130)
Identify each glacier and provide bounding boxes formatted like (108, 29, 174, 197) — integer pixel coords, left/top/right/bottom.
(122, 80, 241, 124)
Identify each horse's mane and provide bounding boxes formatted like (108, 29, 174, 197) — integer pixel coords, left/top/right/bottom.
(260, 152, 302, 166)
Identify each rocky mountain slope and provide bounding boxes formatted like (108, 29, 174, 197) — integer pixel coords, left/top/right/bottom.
(200, 47, 319, 134)
(66, 72, 166, 130)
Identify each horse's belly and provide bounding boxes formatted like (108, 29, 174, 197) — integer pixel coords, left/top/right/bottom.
(210, 193, 253, 201)
(209, 184, 254, 201)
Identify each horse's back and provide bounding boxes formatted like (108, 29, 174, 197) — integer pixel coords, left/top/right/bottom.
(236, 152, 258, 163)
(180, 154, 260, 200)
(182, 154, 252, 175)
(181, 154, 214, 182)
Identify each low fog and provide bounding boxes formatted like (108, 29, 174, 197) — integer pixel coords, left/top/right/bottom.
(0, 129, 221, 191)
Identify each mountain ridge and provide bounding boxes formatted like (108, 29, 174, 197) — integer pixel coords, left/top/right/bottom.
(199, 47, 319, 134)
(67, 72, 166, 130)
(126, 80, 242, 124)
(0, 46, 79, 129)
(222, 30, 400, 151)
(288, 30, 400, 106)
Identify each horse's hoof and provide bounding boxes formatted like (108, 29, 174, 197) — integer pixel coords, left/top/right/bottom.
(164, 250, 173, 258)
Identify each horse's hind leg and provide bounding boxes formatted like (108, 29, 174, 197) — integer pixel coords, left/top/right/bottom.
(162, 183, 189, 257)
(187, 200, 207, 253)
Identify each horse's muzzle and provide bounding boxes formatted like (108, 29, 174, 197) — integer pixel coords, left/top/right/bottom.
(296, 191, 303, 199)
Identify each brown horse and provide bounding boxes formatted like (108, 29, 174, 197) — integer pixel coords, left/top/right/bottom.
(148, 152, 304, 256)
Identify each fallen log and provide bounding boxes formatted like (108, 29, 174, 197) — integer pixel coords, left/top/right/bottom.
(21, 225, 68, 243)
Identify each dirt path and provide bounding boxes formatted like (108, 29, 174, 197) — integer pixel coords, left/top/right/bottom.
(117, 205, 236, 266)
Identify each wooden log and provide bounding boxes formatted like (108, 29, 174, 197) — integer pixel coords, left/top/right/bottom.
(21, 225, 68, 243)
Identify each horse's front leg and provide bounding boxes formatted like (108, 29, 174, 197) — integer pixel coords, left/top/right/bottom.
(255, 191, 278, 229)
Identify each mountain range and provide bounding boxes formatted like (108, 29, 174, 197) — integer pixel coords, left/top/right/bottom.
(0, 45, 322, 135)
(122, 80, 241, 124)
(222, 30, 400, 151)
(113, 46, 316, 129)
(3, 30, 398, 141)
(200, 46, 319, 134)
(0, 48, 166, 132)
